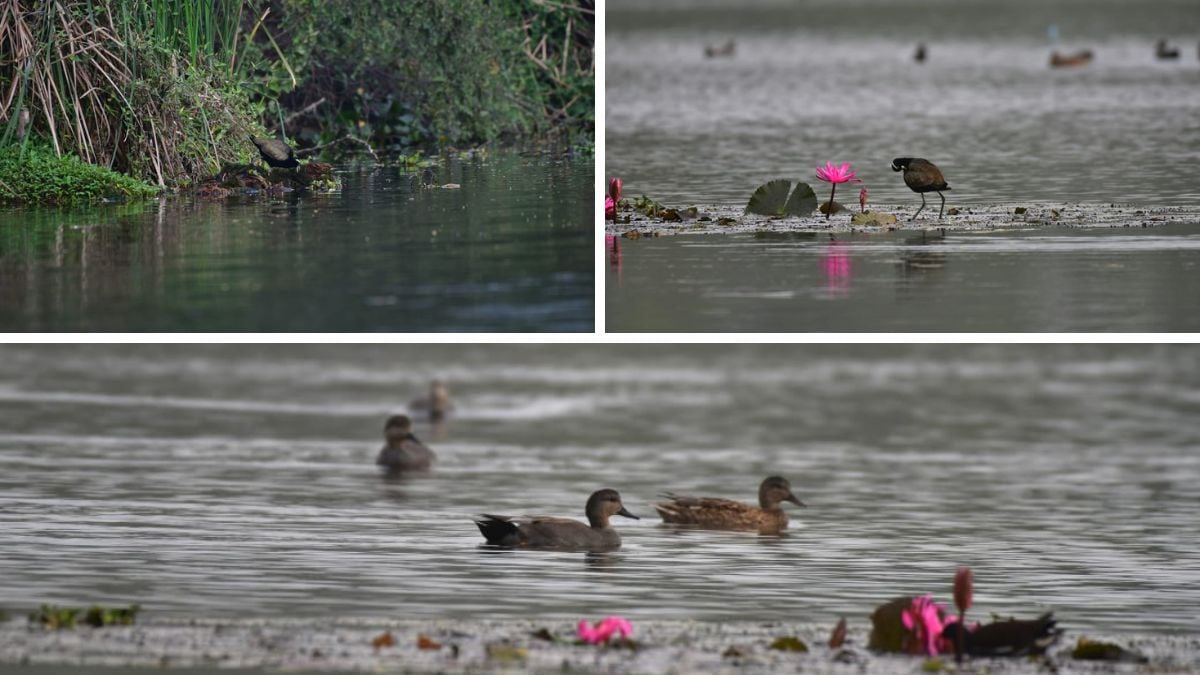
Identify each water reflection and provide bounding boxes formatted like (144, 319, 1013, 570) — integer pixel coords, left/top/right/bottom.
(819, 241, 853, 298)
(0, 154, 593, 331)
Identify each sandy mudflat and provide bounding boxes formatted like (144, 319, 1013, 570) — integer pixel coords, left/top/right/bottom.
(605, 203, 1200, 237)
(2, 618, 1198, 674)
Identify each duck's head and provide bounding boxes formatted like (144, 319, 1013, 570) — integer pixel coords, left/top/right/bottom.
(384, 414, 413, 443)
(759, 475, 806, 509)
(586, 488, 639, 526)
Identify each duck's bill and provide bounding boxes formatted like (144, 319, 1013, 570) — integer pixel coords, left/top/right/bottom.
(787, 494, 807, 507)
(617, 506, 640, 520)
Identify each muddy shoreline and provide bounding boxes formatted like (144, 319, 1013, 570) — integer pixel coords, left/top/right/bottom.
(605, 203, 1200, 237)
(3, 617, 1198, 674)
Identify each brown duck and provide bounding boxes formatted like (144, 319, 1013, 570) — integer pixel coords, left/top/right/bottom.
(249, 135, 300, 169)
(410, 379, 452, 422)
(654, 476, 806, 533)
(475, 489, 639, 551)
(375, 415, 435, 471)
(892, 157, 951, 221)
(941, 613, 1062, 658)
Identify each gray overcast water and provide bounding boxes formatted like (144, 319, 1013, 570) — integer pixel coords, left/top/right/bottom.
(1, 345, 1198, 635)
(605, 0, 1200, 332)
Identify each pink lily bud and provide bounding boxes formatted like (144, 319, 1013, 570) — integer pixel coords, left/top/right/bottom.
(954, 567, 974, 614)
(608, 177, 623, 202)
(859, 187, 868, 213)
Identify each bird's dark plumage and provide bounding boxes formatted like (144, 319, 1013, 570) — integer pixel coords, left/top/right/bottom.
(892, 157, 950, 220)
(942, 613, 1062, 658)
(250, 136, 300, 169)
(474, 489, 638, 551)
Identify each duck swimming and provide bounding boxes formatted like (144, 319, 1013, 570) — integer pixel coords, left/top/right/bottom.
(654, 475, 805, 533)
(410, 379, 452, 422)
(475, 489, 639, 551)
(375, 414, 435, 472)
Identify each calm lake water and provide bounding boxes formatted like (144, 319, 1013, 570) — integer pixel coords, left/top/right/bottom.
(0, 153, 592, 332)
(1, 345, 1198, 635)
(608, 225, 1200, 332)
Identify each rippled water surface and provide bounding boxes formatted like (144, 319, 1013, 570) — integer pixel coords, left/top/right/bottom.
(607, 0, 1200, 206)
(1, 345, 1198, 634)
(0, 153, 592, 332)
(608, 224, 1200, 331)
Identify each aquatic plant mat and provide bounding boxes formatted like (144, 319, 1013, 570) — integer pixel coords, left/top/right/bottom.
(1, 618, 1196, 674)
(606, 203, 1200, 237)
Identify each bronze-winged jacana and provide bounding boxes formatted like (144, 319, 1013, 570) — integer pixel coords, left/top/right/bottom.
(892, 157, 950, 221)
(249, 136, 300, 169)
(941, 613, 1062, 658)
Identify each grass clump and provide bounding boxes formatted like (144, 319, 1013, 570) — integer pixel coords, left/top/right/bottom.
(29, 604, 141, 629)
(0, 145, 158, 205)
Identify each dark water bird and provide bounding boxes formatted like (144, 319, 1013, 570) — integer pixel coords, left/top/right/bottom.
(1155, 39, 1180, 60)
(654, 476, 806, 533)
(409, 379, 451, 422)
(941, 613, 1063, 658)
(914, 43, 927, 63)
(891, 157, 951, 221)
(375, 415, 435, 472)
(704, 39, 736, 58)
(475, 489, 639, 550)
(1049, 49, 1094, 68)
(249, 135, 300, 169)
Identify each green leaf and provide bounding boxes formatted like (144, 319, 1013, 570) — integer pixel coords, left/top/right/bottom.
(783, 182, 817, 216)
(745, 179, 793, 216)
(769, 636, 809, 652)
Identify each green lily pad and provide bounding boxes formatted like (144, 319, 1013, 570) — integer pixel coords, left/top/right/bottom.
(745, 179, 793, 216)
(769, 636, 809, 652)
(783, 182, 817, 216)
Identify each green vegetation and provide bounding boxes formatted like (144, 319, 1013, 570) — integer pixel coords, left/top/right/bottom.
(0, 145, 158, 205)
(29, 604, 141, 629)
(0, 1, 593, 203)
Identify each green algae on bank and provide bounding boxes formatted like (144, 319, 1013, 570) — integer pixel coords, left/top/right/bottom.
(0, 146, 159, 206)
(607, 203, 1200, 238)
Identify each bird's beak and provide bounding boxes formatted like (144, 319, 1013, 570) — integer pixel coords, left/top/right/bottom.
(616, 506, 639, 520)
(786, 493, 807, 507)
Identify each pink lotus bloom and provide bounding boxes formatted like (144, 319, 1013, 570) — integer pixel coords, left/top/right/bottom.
(815, 162, 862, 185)
(815, 162, 861, 220)
(901, 595, 957, 657)
(859, 187, 868, 213)
(605, 195, 616, 220)
(577, 616, 633, 644)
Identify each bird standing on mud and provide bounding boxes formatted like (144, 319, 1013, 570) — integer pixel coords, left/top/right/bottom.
(249, 136, 300, 170)
(892, 157, 950, 221)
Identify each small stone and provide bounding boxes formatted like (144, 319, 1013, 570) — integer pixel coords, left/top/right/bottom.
(946, 207, 961, 216)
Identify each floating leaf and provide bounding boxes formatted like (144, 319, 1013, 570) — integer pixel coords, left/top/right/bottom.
(829, 617, 847, 648)
(417, 634, 442, 650)
(850, 211, 898, 226)
(530, 628, 557, 642)
(745, 179, 792, 216)
(1072, 637, 1148, 663)
(783, 182, 818, 216)
(769, 636, 809, 652)
(723, 645, 748, 658)
(717, 217, 737, 226)
(485, 643, 528, 662)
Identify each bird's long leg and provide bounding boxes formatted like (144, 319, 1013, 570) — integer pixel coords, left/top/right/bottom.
(937, 191, 945, 219)
(910, 193, 926, 221)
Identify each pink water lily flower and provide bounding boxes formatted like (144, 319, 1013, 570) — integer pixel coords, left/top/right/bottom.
(577, 616, 633, 644)
(816, 162, 861, 184)
(605, 195, 616, 220)
(815, 162, 861, 221)
(901, 595, 956, 657)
